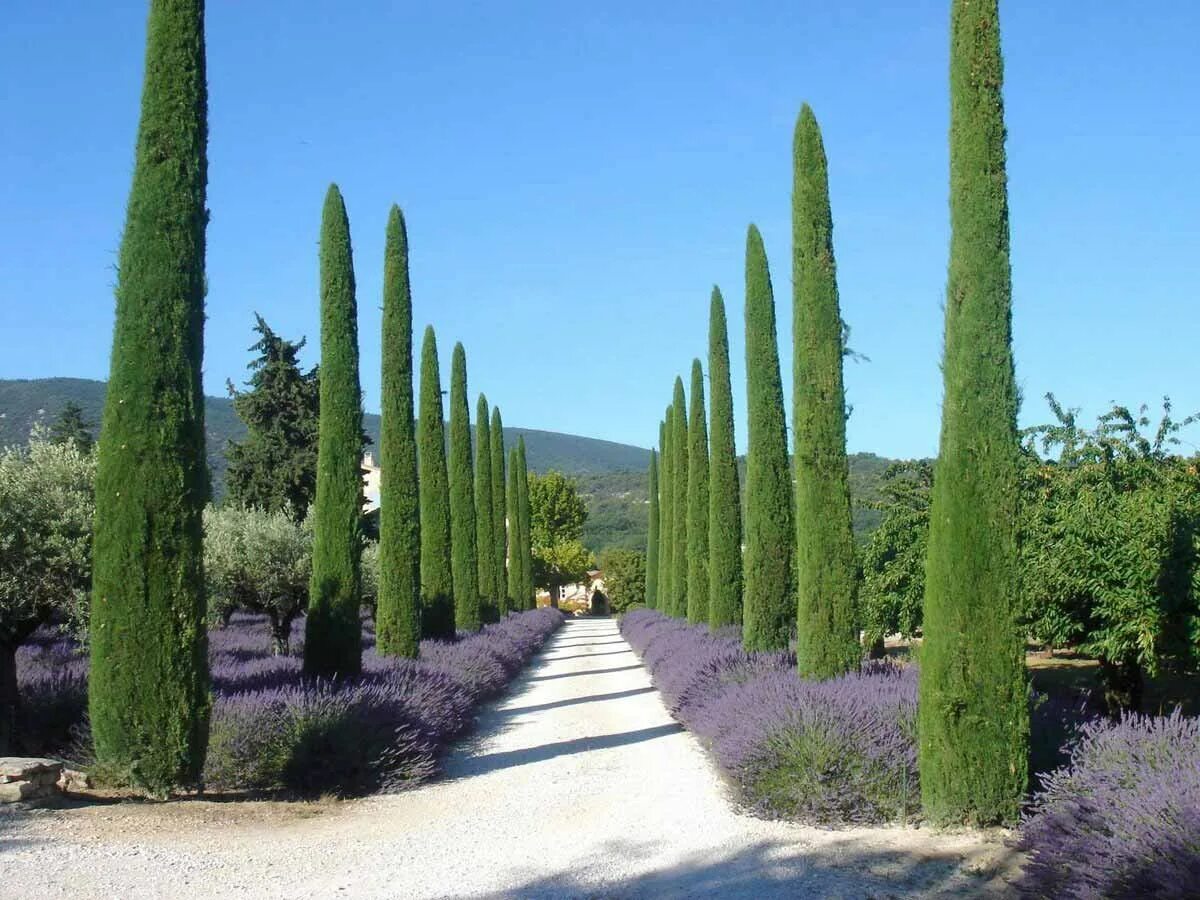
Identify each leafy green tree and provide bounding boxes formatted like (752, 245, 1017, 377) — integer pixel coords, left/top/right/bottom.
(792, 105, 860, 679)
(88, 0, 211, 794)
(708, 287, 742, 629)
(489, 407, 508, 614)
(376, 205, 421, 657)
(686, 360, 710, 623)
(447, 344, 480, 632)
(0, 437, 94, 754)
(516, 438, 534, 608)
(475, 394, 498, 619)
(532, 540, 594, 608)
(919, 0, 1028, 827)
(742, 225, 793, 651)
(204, 505, 310, 655)
(225, 316, 319, 520)
(304, 185, 364, 679)
(418, 326, 454, 638)
(49, 401, 95, 455)
(670, 378, 689, 618)
(658, 412, 673, 614)
(600, 548, 646, 614)
(645, 451, 660, 609)
(529, 470, 588, 605)
(506, 446, 523, 610)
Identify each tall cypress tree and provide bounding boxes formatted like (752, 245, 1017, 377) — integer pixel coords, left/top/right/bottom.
(743, 224, 793, 651)
(645, 450, 660, 609)
(376, 205, 421, 657)
(792, 106, 860, 679)
(686, 360, 710, 624)
(658, 411, 673, 613)
(448, 343, 480, 632)
(505, 446, 522, 610)
(670, 377, 689, 618)
(919, 0, 1028, 826)
(516, 437, 535, 609)
(89, 0, 210, 794)
(490, 407, 508, 614)
(707, 286, 743, 629)
(418, 326, 454, 638)
(304, 185, 364, 679)
(475, 394, 496, 616)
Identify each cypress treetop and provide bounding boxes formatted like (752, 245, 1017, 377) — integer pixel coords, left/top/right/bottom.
(742, 224, 793, 651)
(686, 359, 710, 624)
(505, 445, 522, 611)
(88, 0, 211, 794)
(475, 393, 497, 614)
(304, 184, 365, 679)
(516, 437, 535, 609)
(707, 286, 743, 630)
(418, 325, 454, 638)
(645, 449, 660, 610)
(448, 342, 480, 632)
(377, 204, 421, 657)
(658, 409, 674, 614)
(918, 0, 1028, 826)
(490, 407, 508, 614)
(670, 377, 689, 618)
(792, 105, 860, 679)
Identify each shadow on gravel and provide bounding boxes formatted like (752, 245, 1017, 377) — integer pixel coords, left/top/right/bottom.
(493, 687, 655, 719)
(446, 724, 682, 780)
(525, 664, 644, 683)
(489, 836, 1018, 899)
(541, 650, 632, 662)
(544, 639, 628, 648)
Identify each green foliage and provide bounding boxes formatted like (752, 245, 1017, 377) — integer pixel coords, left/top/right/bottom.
(475, 395, 498, 618)
(376, 205, 421, 657)
(506, 446, 523, 611)
(743, 225, 794, 651)
(489, 408, 508, 614)
(225, 316, 320, 520)
(517, 439, 534, 609)
(670, 378, 689, 618)
(659, 412, 674, 614)
(532, 540, 594, 604)
(792, 105, 860, 679)
(204, 505, 311, 654)
(447, 344, 480, 632)
(708, 287, 743, 630)
(528, 470, 587, 603)
(577, 470, 648, 553)
(686, 361, 710, 624)
(919, 0, 1028, 827)
(49, 401, 94, 455)
(645, 452, 660, 609)
(418, 327, 454, 638)
(600, 549, 646, 614)
(304, 184, 364, 679)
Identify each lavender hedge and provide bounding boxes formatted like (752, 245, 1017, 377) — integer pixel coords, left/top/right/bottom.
(16, 607, 563, 796)
(1016, 710, 1200, 899)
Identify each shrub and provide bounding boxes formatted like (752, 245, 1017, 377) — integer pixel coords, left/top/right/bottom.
(1016, 710, 1200, 899)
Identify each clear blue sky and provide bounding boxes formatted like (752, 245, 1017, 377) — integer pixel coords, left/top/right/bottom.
(2, 2, 1197, 459)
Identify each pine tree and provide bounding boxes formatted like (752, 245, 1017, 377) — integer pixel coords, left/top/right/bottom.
(686, 360, 710, 624)
(490, 407, 508, 614)
(418, 326, 454, 638)
(792, 105, 860, 679)
(475, 394, 497, 618)
(658, 411, 673, 613)
(743, 224, 793, 651)
(516, 437, 535, 609)
(505, 446, 522, 610)
(448, 343, 480, 632)
(919, 0, 1028, 826)
(303, 184, 364, 679)
(645, 450, 660, 609)
(49, 401, 95, 455)
(376, 204, 421, 657)
(670, 377, 689, 618)
(88, 0, 211, 794)
(707, 286, 743, 629)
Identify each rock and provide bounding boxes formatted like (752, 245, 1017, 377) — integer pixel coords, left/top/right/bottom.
(58, 768, 92, 793)
(0, 757, 64, 782)
(0, 780, 48, 803)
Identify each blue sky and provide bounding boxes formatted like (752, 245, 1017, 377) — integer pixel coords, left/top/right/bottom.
(2, 2, 1197, 459)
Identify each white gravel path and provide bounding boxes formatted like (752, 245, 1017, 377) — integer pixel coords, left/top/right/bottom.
(0, 618, 1018, 898)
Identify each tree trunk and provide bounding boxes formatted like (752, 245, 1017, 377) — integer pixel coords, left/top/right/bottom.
(0, 641, 20, 756)
(269, 613, 292, 657)
(549, 584, 561, 610)
(865, 635, 886, 660)
(1099, 656, 1144, 715)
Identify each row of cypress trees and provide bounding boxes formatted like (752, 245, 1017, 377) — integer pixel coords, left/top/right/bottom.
(644, 0, 1026, 826)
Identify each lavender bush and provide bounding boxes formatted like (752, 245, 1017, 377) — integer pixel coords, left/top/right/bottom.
(1016, 709, 1200, 899)
(16, 607, 563, 796)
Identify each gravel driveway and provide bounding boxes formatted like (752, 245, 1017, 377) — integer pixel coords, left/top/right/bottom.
(0, 618, 1017, 898)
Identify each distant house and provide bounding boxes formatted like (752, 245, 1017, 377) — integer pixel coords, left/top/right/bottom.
(539, 569, 606, 613)
(362, 453, 381, 512)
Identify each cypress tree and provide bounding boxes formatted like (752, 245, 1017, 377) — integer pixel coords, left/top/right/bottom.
(516, 437, 535, 609)
(792, 105, 860, 679)
(743, 224, 793, 651)
(418, 326, 454, 639)
(303, 185, 364, 679)
(505, 446, 522, 610)
(670, 377, 689, 618)
(686, 360, 710, 623)
(707, 286, 743, 629)
(490, 408, 508, 614)
(919, 0, 1028, 826)
(475, 394, 496, 616)
(448, 343, 480, 632)
(658, 411, 673, 613)
(88, 0, 210, 794)
(645, 450, 660, 609)
(377, 205, 421, 657)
